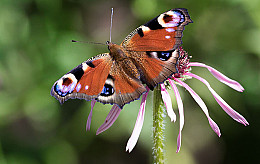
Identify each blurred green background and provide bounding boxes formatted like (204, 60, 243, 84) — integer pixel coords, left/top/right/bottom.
(0, 0, 259, 163)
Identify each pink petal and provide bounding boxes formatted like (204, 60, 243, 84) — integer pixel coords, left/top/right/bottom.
(126, 87, 150, 153)
(188, 62, 244, 92)
(168, 79, 184, 153)
(185, 72, 249, 126)
(160, 83, 176, 122)
(96, 105, 122, 135)
(174, 78, 221, 137)
(86, 100, 96, 131)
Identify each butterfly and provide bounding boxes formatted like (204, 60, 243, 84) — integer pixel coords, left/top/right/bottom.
(51, 8, 192, 108)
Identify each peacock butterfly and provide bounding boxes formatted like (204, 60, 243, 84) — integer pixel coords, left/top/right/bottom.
(51, 8, 192, 108)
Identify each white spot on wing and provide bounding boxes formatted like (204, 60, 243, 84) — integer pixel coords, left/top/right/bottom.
(149, 52, 158, 58)
(82, 62, 88, 71)
(105, 78, 114, 86)
(166, 28, 175, 32)
(70, 83, 76, 92)
(141, 25, 150, 32)
(76, 83, 81, 92)
(85, 85, 89, 90)
(165, 36, 171, 39)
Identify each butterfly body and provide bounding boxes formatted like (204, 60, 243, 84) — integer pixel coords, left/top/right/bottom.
(51, 8, 192, 108)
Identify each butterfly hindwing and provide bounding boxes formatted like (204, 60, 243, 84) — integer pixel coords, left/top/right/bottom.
(129, 49, 180, 90)
(97, 57, 147, 108)
(121, 8, 192, 51)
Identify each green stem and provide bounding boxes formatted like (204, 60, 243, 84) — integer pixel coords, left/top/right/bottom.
(153, 85, 165, 164)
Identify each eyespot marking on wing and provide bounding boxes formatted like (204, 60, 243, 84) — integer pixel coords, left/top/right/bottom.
(54, 73, 77, 97)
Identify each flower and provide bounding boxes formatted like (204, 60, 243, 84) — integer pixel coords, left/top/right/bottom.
(86, 47, 249, 153)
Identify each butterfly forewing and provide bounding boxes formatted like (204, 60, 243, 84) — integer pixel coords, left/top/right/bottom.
(121, 8, 192, 51)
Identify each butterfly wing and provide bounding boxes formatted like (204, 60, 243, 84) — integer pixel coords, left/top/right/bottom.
(121, 8, 192, 51)
(51, 53, 146, 108)
(51, 53, 112, 104)
(96, 59, 146, 108)
(129, 49, 180, 90)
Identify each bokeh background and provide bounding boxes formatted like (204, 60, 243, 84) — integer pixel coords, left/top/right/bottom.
(0, 0, 259, 163)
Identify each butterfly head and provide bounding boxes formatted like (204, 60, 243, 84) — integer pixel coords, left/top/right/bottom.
(106, 41, 126, 60)
(106, 41, 114, 49)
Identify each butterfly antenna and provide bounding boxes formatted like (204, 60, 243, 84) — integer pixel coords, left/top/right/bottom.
(71, 40, 106, 45)
(109, 8, 114, 42)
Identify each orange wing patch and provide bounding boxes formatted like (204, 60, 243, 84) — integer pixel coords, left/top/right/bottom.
(75, 58, 112, 95)
(125, 27, 180, 51)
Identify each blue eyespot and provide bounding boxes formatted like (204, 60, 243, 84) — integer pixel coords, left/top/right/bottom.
(100, 84, 114, 96)
(173, 11, 185, 23)
(158, 52, 171, 61)
(54, 81, 76, 97)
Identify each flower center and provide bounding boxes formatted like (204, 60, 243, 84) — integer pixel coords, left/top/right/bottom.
(174, 47, 190, 78)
